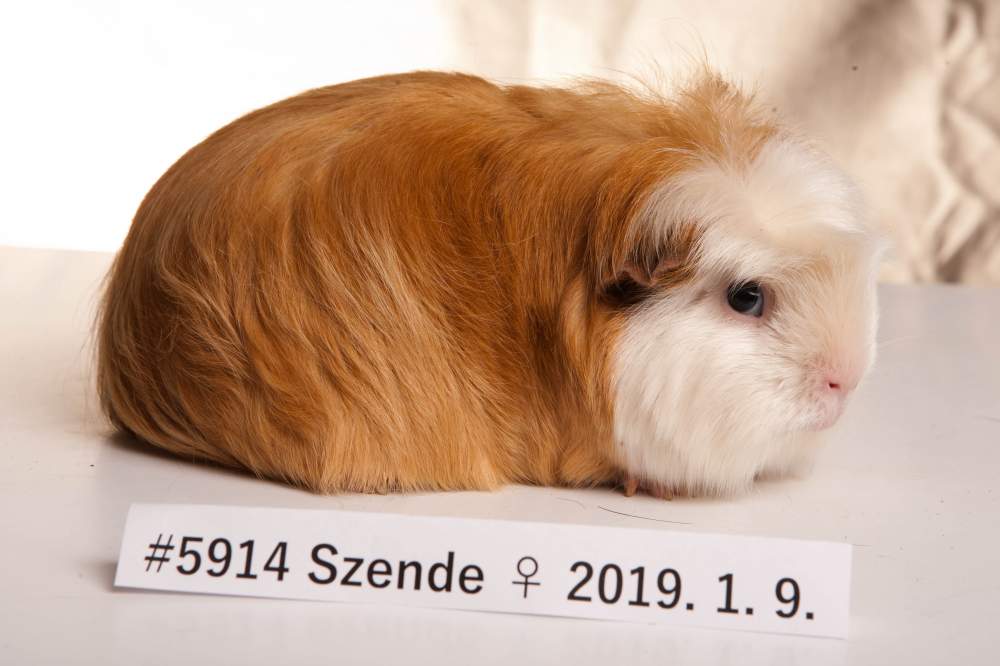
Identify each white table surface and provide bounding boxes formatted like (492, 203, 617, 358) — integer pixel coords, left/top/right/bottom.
(1, 245, 998, 665)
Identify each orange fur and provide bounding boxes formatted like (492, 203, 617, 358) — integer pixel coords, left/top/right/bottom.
(97, 70, 776, 493)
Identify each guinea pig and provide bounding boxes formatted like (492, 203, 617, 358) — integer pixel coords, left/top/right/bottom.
(96, 70, 883, 498)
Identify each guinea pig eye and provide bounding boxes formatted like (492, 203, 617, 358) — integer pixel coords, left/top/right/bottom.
(727, 281, 765, 317)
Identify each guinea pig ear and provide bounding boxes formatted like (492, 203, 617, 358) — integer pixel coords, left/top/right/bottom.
(601, 250, 685, 307)
(600, 219, 701, 306)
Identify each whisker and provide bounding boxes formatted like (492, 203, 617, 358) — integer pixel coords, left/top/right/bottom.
(876, 335, 919, 349)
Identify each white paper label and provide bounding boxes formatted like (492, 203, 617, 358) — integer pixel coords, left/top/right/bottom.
(115, 503, 851, 637)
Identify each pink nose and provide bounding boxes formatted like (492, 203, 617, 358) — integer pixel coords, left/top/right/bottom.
(824, 373, 859, 394)
(809, 372, 857, 430)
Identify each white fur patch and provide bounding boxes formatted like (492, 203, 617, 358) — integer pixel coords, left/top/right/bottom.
(612, 137, 883, 496)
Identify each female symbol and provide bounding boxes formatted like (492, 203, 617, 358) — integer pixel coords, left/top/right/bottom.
(512, 556, 541, 598)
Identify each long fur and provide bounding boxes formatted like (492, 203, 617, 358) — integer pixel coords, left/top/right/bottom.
(96, 70, 881, 496)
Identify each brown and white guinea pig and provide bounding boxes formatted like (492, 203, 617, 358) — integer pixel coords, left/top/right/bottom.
(96, 70, 883, 498)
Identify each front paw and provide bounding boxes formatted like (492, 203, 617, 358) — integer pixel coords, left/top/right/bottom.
(621, 476, 676, 500)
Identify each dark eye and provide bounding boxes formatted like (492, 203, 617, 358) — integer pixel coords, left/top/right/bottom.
(727, 281, 765, 317)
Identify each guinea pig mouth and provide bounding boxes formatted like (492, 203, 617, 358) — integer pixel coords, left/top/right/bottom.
(805, 396, 848, 431)
(809, 412, 841, 431)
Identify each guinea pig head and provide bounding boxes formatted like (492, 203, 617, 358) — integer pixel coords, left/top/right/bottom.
(601, 128, 884, 497)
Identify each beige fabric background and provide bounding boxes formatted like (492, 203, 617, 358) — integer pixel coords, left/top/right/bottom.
(442, 0, 1000, 284)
